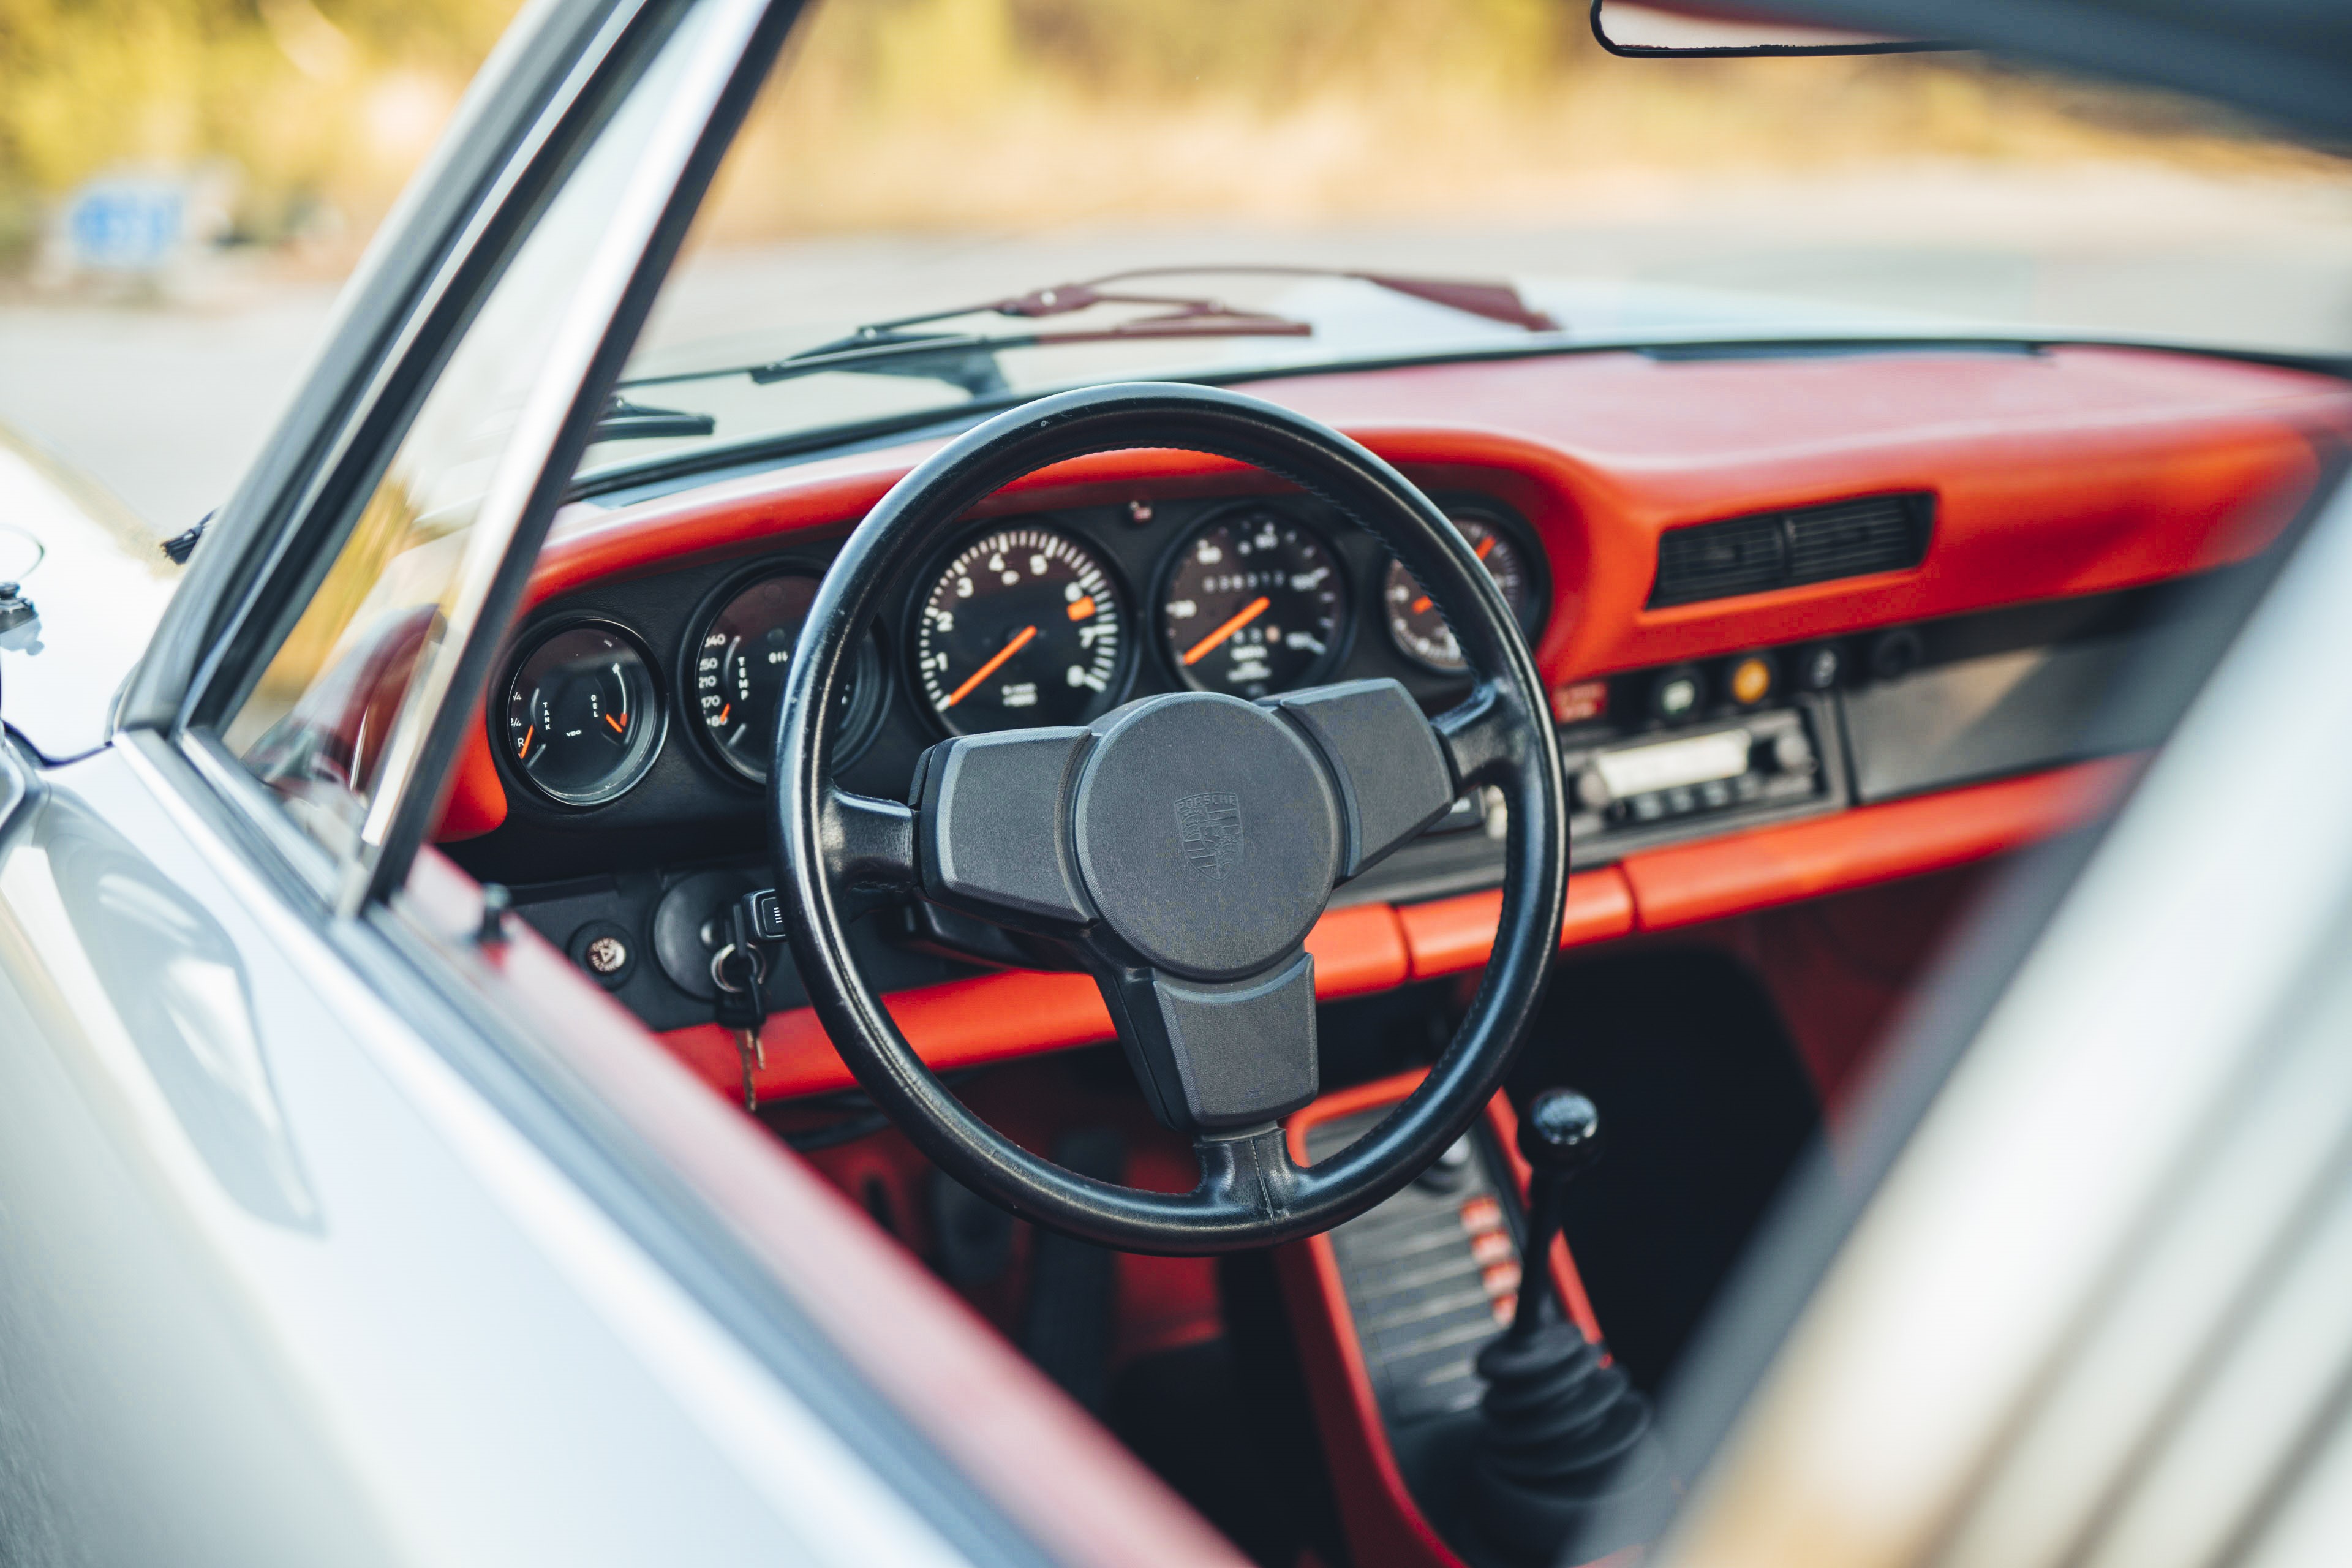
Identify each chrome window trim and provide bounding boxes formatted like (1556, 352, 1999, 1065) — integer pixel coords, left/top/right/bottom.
(339, 0, 774, 912)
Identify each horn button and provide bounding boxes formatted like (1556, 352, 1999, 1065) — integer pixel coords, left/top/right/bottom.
(1072, 693, 1342, 979)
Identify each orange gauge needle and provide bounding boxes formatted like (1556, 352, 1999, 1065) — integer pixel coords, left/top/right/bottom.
(943, 624, 1038, 708)
(1408, 538, 1492, 616)
(717, 704, 731, 725)
(606, 712, 627, 734)
(1182, 595, 1271, 666)
(518, 726, 533, 758)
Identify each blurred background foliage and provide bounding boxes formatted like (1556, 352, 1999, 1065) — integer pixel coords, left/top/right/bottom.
(0, 0, 2335, 271)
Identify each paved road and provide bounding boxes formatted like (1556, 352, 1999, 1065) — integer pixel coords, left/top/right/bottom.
(6, 168, 2350, 534)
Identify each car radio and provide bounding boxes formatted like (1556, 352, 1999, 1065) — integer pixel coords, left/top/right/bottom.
(1566, 703, 1831, 846)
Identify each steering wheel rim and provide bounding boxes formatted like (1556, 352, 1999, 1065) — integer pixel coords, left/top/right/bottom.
(772, 382, 1567, 1256)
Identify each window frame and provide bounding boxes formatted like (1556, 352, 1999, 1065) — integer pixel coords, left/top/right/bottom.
(120, 0, 803, 915)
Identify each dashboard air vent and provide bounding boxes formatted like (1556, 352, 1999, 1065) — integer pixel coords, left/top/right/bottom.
(1650, 492, 1932, 608)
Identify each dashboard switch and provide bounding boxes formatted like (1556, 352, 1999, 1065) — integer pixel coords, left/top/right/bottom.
(1651, 665, 1706, 722)
(1727, 653, 1776, 706)
(1773, 728, 1815, 774)
(1794, 642, 1845, 691)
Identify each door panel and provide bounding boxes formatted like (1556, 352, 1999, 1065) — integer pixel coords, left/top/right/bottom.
(0, 742, 959, 1566)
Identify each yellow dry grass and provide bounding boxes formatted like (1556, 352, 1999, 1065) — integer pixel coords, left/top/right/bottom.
(1, 0, 2342, 265)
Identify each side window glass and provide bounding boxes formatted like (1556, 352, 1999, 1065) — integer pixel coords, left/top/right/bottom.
(220, 10, 710, 859)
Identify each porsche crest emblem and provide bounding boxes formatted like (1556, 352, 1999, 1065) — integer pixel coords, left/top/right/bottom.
(1175, 792, 1245, 880)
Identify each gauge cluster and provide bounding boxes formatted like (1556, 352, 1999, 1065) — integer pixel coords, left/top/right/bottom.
(476, 490, 1547, 872)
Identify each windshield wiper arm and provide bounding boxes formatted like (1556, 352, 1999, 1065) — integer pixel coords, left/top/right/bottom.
(815, 265, 1558, 349)
(616, 265, 1556, 396)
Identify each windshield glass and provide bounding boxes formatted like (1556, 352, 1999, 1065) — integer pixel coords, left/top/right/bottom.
(589, 0, 2352, 489)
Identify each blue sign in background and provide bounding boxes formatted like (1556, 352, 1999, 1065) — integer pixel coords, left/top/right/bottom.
(66, 180, 186, 273)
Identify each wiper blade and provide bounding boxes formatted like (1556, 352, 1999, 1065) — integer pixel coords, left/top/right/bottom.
(616, 265, 1556, 394)
(588, 394, 715, 441)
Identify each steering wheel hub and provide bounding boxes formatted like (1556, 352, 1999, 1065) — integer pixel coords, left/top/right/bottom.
(1073, 692, 1341, 979)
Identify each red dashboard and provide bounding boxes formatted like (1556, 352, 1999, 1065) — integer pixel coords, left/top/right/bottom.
(445, 342, 2352, 1104)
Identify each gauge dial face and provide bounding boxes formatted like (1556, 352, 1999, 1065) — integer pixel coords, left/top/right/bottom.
(1161, 508, 1346, 698)
(503, 624, 663, 806)
(1382, 514, 1534, 674)
(914, 527, 1126, 735)
(691, 572, 880, 783)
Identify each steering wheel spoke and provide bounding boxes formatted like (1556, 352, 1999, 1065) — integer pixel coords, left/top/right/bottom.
(1098, 951, 1321, 1136)
(911, 726, 1096, 932)
(821, 783, 919, 889)
(1265, 678, 1458, 880)
(1434, 683, 1529, 790)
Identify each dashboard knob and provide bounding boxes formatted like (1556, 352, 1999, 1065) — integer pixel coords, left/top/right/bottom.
(1773, 729, 1815, 773)
(1869, 627, 1924, 682)
(1575, 765, 1614, 813)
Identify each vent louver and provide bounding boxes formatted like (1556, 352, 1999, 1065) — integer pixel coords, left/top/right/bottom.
(1650, 492, 1933, 608)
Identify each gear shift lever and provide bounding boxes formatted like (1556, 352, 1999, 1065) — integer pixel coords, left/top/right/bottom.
(1469, 1088, 1665, 1564)
(1507, 1089, 1603, 1341)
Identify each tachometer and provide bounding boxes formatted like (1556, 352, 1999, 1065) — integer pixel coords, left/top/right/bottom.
(914, 526, 1127, 734)
(1382, 513, 1534, 674)
(1160, 507, 1346, 698)
(503, 623, 665, 807)
(690, 571, 881, 783)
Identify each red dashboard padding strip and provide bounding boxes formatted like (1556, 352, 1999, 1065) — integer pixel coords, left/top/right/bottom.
(660, 758, 2124, 1103)
(1621, 755, 2138, 932)
(1396, 869, 1637, 981)
(1275, 1071, 1608, 1568)
(660, 901, 1409, 1101)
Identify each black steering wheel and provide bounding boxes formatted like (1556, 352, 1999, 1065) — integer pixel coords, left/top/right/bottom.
(772, 383, 1567, 1255)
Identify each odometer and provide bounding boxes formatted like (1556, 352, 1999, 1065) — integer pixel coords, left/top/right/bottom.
(1161, 507, 1345, 698)
(914, 527, 1126, 734)
(1382, 513, 1534, 674)
(690, 571, 880, 783)
(503, 623, 664, 807)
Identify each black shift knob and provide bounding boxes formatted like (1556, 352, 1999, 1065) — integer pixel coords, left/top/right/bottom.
(1519, 1088, 1602, 1177)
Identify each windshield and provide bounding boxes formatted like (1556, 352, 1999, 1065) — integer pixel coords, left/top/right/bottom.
(587, 0, 2352, 491)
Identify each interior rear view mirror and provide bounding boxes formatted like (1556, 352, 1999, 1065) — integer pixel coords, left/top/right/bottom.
(1591, 1, 1964, 56)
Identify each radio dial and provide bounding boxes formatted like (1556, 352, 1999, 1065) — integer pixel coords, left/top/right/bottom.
(1575, 766, 1615, 813)
(1773, 729, 1815, 774)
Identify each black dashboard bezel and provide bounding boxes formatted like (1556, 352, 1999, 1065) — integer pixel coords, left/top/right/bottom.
(469, 487, 1543, 881)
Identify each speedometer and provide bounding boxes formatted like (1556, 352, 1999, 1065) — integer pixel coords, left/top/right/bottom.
(913, 526, 1128, 735)
(689, 571, 880, 783)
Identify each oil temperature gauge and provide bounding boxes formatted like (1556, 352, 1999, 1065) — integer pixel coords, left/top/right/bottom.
(1382, 513, 1536, 674)
(503, 623, 665, 807)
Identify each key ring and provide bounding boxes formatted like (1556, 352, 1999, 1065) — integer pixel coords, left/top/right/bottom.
(711, 941, 767, 994)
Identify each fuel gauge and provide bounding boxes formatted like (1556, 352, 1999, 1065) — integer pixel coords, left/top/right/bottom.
(504, 623, 665, 806)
